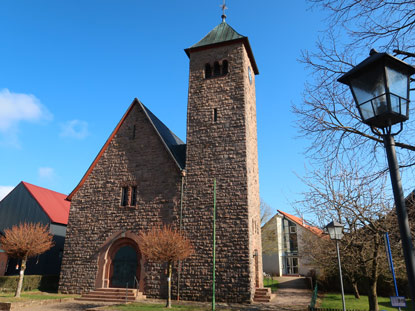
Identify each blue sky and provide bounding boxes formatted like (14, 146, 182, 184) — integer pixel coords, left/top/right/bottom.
(0, 0, 326, 217)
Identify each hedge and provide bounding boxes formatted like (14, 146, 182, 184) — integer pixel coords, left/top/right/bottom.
(0, 275, 59, 292)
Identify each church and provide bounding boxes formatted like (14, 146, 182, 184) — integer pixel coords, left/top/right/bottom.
(59, 14, 263, 303)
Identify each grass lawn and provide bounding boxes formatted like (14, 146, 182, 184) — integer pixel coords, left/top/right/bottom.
(264, 277, 278, 292)
(0, 290, 79, 303)
(108, 302, 231, 311)
(321, 293, 413, 311)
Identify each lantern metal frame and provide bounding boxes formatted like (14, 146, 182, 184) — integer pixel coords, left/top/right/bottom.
(324, 220, 346, 311)
(338, 50, 415, 310)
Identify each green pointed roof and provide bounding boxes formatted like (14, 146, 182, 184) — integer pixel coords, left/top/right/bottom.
(185, 21, 259, 74)
(190, 21, 245, 49)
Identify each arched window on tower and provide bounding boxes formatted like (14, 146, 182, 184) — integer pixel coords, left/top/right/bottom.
(205, 63, 212, 79)
(222, 60, 228, 75)
(213, 61, 221, 76)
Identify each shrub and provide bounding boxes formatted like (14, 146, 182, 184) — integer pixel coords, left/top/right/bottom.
(0, 275, 59, 292)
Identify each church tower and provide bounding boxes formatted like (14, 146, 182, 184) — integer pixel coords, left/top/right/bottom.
(181, 15, 262, 303)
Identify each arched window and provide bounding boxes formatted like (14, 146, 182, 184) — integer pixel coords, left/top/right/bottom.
(205, 63, 212, 78)
(222, 60, 228, 75)
(213, 61, 221, 76)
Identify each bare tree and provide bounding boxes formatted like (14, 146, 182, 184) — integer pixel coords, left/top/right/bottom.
(260, 198, 273, 226)
(296, 162, 396, 311)
(295, 1, 415, 182)
(0, 223, 54, 297)
(138, 226, 194, 308)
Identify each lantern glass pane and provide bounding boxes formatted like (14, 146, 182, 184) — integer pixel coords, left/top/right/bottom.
(327, 227, 335, 240)
(373, 94, 388, 116)
(350, 66, 386, 105)
(359, 101, 375, 120)
(386, 67, 408, 99)
(402, 99, 409, 117)
(390, 94, 401, 114)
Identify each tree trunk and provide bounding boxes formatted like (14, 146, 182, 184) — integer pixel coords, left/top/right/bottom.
(352, 281, 360, 299)
(166, 261, 172, 308)
(367, 279, 378, 311)
(15, 257, 27, 298)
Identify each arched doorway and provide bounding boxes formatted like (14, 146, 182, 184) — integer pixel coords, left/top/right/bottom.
(105, 238, 141, 289)
(110, 245, 137, 288)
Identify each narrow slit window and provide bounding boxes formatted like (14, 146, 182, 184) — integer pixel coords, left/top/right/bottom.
(131, 186, 137, 206)
(222, 60, 228, 75)
(213, 62, 220, 76)
(131, 125, 136, 140)
(205, 63, 212, 78)
(213, 108, 218, 122)
(121, 187, 128, 206)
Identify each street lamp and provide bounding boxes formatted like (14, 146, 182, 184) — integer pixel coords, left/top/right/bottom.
(325, 220, 346, 311)
(338, 49, 415, 309)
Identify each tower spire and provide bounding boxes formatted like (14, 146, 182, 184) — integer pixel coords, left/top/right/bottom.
(220, 0, 228, 22)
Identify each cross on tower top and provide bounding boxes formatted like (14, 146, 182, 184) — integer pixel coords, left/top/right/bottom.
(220, 0, 228, 22)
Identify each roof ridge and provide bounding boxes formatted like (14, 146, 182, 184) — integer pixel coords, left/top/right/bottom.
(21, 181, 70, 225)
(22, 181, 67, 196)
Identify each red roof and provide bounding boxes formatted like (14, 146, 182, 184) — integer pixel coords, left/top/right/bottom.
(22, 182, 70, 225)
(277, 210, 324, 236)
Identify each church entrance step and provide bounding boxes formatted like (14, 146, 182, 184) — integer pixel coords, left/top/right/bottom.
(76, 287, 146, 302)
(253, 287, 274, 303)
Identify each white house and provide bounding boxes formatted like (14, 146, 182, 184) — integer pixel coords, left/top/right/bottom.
(262, 210, 323, 276)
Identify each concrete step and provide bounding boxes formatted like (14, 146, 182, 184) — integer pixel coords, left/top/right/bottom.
(253, 288, 273, 303)
(78, 287, 145, 303)
(76, 297, 136, 303)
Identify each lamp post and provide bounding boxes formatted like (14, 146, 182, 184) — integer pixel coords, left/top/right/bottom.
(338, 49, 415, 309)
(325, 220, 346, 311)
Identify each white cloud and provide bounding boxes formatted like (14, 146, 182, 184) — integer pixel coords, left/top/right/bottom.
(60, 120, 89, 139)
(0, 88, 52, 132)
(0, 186, 14, 200)
(38, 167, 55, 180)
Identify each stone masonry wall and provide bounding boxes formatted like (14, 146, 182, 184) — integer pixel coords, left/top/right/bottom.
(180, 41, 259, 303)
(242, 43, 263, 294)
(59, 102, 182, 298)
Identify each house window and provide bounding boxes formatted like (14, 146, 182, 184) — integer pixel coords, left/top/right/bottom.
(290, 226, 297, 233)
(213, 108, 218, 122)
(205, 63, 212, 78)
(131, 125, 136, 140)
(121, 187, 128, 206)
(131, 186, 137, 206)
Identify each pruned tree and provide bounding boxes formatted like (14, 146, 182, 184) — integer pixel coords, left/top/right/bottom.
(0, 223, 54, 297)
(138, 226, 194, 308)
(296, 162, 397, 311)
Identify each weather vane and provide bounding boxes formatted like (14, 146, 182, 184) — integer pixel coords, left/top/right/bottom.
(220, 0, 228, 22)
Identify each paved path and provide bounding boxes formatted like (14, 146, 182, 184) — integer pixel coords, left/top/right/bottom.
(16, 301, 114, 311)
(14, 278, 312, 311)
(265, 276, 312, 310)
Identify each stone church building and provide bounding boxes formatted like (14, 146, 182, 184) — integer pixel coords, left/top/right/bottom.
(59, 16, 263, 303)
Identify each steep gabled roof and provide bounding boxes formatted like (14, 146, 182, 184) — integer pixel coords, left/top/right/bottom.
(22, 182, 70, 225)
(141, 104, 186, 169)
(67, 98, 185, 201)
(184, 21, 259, 75)
(278, 210, 324, 236)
